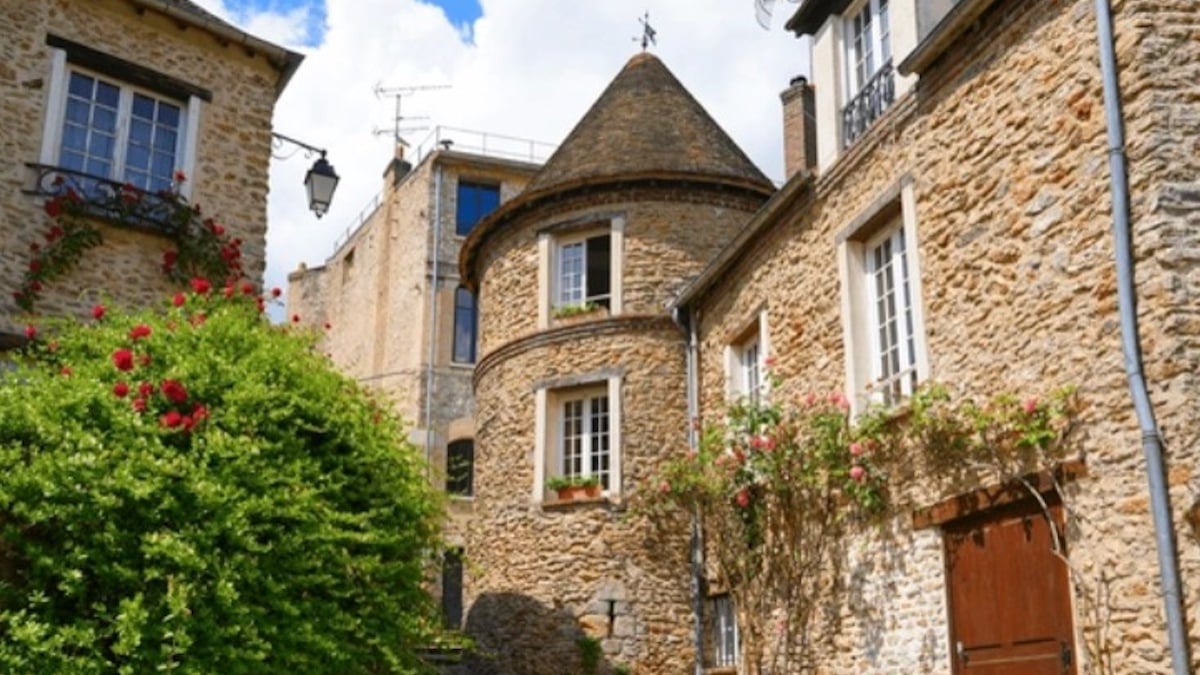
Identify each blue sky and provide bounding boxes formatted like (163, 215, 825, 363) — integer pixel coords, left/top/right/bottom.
(222, 0, 485, 45)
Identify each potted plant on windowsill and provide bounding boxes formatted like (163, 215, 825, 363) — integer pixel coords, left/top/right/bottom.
(546, 475, 602, 501)
(552, 301, 607, 324)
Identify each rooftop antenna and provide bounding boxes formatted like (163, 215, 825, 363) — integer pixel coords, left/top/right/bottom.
(372, 83, 451, 157)
(635, 12, 657, 51)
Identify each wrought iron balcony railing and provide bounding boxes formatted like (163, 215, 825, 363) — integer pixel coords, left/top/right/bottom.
(841, 60, 896, 148)
(25, 163, 183, 233)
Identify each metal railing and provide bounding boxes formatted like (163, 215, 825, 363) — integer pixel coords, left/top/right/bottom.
(412, 125, 555, 164)
(24, 163, 183, 232)
(328, 191, 383, 256)
(841, 60, 896, 148)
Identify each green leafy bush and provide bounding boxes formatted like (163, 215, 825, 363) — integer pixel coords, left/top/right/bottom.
(0, 288, 442, 673)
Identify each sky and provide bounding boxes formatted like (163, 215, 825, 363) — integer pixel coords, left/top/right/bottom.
(189, 0, 811, 304)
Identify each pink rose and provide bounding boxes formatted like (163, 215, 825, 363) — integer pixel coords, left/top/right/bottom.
(659, 480, 671, 494)
(849, 442, 864, 457)
(849, 465, 867, 483)
(735, 488, 751, 508)
(1022, 397, 1038, 415)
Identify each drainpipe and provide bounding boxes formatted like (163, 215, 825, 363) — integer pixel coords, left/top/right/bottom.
(1093, 2, 1192, 672)
(673, 305, 706, 675)
(424, 162, 444, 472)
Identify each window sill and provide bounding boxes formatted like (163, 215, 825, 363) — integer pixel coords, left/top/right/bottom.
(705, 667, 738, 675)
(448, 361, 475, 371)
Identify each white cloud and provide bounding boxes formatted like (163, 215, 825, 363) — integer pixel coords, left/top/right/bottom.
(201, 1, 811, 304)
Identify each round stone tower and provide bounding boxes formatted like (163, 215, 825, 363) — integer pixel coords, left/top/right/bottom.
(459, 53, 773, 674)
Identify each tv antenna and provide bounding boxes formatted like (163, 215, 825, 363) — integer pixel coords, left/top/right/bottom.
(372, 83, 451, 154)
(634, 12, 657, 50)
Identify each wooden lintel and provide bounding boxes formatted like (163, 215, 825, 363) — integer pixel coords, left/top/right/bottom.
(912, 460, 1087, 530)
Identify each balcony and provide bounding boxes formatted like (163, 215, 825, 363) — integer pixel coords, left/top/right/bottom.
(841, 60, 896, 148)
(25, 163, 182, 233)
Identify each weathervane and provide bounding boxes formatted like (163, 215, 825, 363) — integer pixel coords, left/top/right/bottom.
(635, 12, 657, 51)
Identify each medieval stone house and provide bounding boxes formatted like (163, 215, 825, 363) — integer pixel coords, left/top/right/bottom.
(1, 0, 300, 348)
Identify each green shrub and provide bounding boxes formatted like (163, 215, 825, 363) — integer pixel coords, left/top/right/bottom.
(0, 288, 442, 673)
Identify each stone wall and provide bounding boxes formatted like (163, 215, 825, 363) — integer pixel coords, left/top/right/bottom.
(691, 0, 1199, 671)
(0, 0, 282, 335)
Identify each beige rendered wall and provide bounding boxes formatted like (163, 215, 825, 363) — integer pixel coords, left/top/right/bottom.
(0, 0, 281, 335)
(693, 0, 1199, 671)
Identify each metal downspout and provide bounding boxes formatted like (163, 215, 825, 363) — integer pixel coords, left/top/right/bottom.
(1093, 2, 1192, 672)
(424, 163, 444, 472)
(674, 306, 706, 675)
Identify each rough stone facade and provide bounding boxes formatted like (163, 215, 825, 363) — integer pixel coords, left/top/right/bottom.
(0, 0, 295, 341)
(683, 0, 1200, 672)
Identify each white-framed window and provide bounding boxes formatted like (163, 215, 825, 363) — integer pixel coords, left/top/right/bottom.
(864, 225, 917, 406)
(840, 0, 895, 147)
(556, 232, 611, 310)
(537, 217, 624, 327)
(707, 593, 740, 669)
(533, 376, 623, 501)
(838, 178, 927, 413)
(39, 49, 201, 196)
(726, 312, 769, 405)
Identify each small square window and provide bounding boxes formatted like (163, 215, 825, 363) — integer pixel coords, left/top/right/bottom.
(456, 181, 500, 236)
(556, 232, 611, 311)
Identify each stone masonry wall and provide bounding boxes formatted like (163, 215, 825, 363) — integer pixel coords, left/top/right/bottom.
(694, 0, 1198, 671)
(467, 322, 694, 675)
(1, 0, 280, 334)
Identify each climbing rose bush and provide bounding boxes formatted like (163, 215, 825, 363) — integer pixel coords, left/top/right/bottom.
(0, 288, 442, 673)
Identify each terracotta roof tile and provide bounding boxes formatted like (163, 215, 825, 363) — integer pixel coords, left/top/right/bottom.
(526, 52, 772, 194)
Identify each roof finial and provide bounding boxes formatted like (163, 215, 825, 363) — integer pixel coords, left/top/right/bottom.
(635, 11, 657, 51)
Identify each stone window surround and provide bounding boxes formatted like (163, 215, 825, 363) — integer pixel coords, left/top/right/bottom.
(536, 213, 626, 329)
(532, 368, 624, 504)
(836, 174, 929, 414)
(723, 306, 770, 404)
(38, 39, 203, 199)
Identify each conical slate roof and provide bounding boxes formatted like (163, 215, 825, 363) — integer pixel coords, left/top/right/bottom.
(525, 52, 772, 194)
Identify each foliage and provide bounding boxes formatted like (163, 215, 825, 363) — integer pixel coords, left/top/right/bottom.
(552, 302, 601, 319)
(575, 635, 602, 675)
(546, 474, 602, 491)
(649, 379, 1077, 674)
(14, 173, 244, 312)
(0, 288, 443, 673)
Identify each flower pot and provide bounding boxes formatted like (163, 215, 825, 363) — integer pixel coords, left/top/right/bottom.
(554, 484, 602, 501)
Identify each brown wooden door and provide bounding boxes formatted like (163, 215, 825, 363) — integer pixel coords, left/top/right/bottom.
(944, 496, 1076, 675)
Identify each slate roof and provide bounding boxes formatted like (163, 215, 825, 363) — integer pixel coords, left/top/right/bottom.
(524, 52, 772, 194)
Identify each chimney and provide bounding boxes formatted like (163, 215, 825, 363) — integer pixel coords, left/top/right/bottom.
(384, 142, 412, 187)
(781, 75, 816, 180)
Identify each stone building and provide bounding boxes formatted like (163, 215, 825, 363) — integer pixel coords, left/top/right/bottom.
(285, 133, 546, 626)
(458, 53, 775, 674)
(456, 1, 1199, 674)
(0, 0, 301, 349)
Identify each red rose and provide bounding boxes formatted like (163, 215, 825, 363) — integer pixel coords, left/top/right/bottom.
(112, 348, 134, 371)
(211, 223, 225, 236)
(113, 381, 130, 398)
(172, 292, 186, 307)
(29, 242, 40, 253)
(190, 278, 211, 295)
(271, 287, 282, 298)
(163, 250, 178, 269)
(45, 225, 65, 242)
(131, 398, 147, 412)
(43, 198, 62, 218)
(241, 282, 255, 296)
(91, 304, 106, 320)
(29, 260, 42, 273)
(129, 324, 152, 340)
(173, 170, 187, 184)
(23, 325, 36, 340)
(223, 284, 235, 299)
(191, 403, 208, 421)
(291, 314, 300, 323)
(138, 382, 154, 398)
(59, 366, 71, 377)
(324, 322, 331, 330)
(161, 410, 183, 428)
(161, 379, 188, 404)
(180, 415, 196, 431)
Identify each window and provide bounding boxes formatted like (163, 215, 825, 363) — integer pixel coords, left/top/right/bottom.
(456, 181, 500, 236)
(726, 313, 769, 405)
(838, 179, 926, 413)
(452, 286, 477, 364)
(533, 376, 622, 501)
(842, 0, 895, 147)
(441, 548, 464, 628)
(558, 389, 611, 490)
(864, 225, 917, 406)
(40, 46, 201, 196)
(706, 594, 739, 669)
(556, 232, 611, 310)
(446, 439, 474, 497)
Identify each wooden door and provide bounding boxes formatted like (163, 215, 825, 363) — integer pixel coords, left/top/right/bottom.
(944, 496, 1076, 675)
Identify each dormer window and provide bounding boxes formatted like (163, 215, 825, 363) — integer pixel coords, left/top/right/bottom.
(842, 0, 895, 147)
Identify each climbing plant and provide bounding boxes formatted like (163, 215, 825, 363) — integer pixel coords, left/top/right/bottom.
(650, 377, 1078, 674)
(13, 172, 244, 313)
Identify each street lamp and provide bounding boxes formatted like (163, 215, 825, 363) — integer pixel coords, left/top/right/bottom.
(272, 132, 340, 218)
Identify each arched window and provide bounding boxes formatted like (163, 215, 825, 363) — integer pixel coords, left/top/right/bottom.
(452, 286, 476, 364)
(446, 439, 474, 497)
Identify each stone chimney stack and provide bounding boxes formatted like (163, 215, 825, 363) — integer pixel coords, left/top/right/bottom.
(781, 75, 816, 180)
